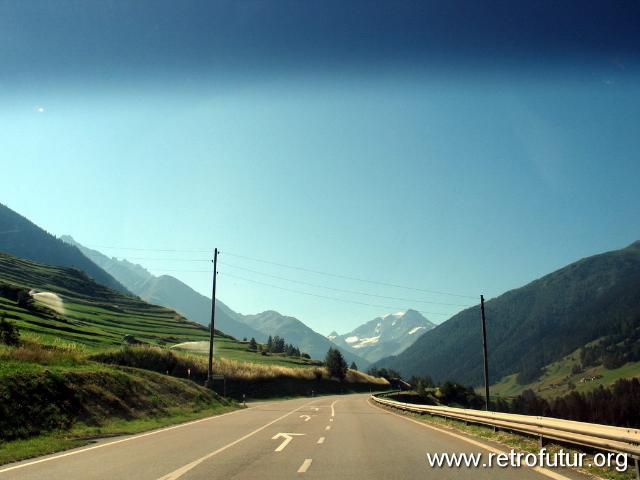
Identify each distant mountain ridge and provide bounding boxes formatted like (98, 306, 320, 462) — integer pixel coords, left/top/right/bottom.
(61, 237, 367, 365)
(373, 241, 640, 386)
(329, 309, 435, 363)
(60, 236, 265, 341)
(238, 310, 370, 368)
(0, 203, 129, 294)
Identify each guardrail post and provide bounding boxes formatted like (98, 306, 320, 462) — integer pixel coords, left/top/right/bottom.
(539, 435, 546, 448)
(634, 457, 639, 480)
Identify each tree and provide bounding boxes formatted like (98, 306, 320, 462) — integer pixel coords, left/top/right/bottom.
(325, 347, 347, 380)
(350, 361, 358, 371)
(16, 290, 33, 309)
(269, 335, 286, 353)
(274, 336, 285, 353)
(248, 337, 258, 351)
(0, 315, 20, 346)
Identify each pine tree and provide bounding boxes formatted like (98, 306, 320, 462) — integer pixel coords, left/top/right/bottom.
(248, 337, 258, 351)
(350, 361, 358, 371)
(325, 347, 348, 380)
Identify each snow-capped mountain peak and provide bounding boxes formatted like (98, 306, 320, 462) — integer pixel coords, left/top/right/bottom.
(329, 309, 435, 363)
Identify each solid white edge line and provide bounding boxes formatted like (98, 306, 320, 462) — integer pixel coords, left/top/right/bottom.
(368, 398, 572, 480)
(0, 408, 246, 475)
(297, 459, 313, 473)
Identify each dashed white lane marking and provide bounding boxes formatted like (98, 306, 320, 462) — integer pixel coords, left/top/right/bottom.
(329, 418, 334, 422)
(298, 459, 313, 473)
(325, 426, 331, 431)
(368, 399, 572, 480)
(330, 400, 338, 417)
(157, 400, 318, 480)
(317, 437, 325, 444)
(0, 408, 246, 475)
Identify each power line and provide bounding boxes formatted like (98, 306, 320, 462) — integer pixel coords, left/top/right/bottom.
(223, 251, 477, 299)
(219, 271, 453, 317)
(82, 243, 476, 299)
(146, 268, 213, 273)
(84, 244, 210, 253)
(218, 261, 473, 308)
(83, 252, 210, 262)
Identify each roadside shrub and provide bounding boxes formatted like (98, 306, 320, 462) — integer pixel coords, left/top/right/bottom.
(0, 315, 20, 346)
(92, 346, 180, 374)
(0, 340, 84, 365)
(437, 381, 484, 408)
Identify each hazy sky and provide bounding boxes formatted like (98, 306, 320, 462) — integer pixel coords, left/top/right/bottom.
(2, 1, 640, 334)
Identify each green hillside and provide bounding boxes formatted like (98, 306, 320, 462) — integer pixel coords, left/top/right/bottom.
(0, 203, 129, 294)
(490, 345, 640, 399)
(0, 252, 314, 369)
(60, 236, 266, 341)
(374, 240, 640, 386)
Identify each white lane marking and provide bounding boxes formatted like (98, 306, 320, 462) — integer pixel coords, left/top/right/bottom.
(329, 418, 334, 422)
(317, 437, 325, 444)
(330, 400, 338, 417)
(157, 400, 318, 480)
(368, 399, 572, 480)
(297, 459, 313, 473)
(0, 408, 246, 475)
(312, 407, 319, 412)
(300, 414, 312, 422)
(272, 433, 305, 452)
(325, 425, 331, 431)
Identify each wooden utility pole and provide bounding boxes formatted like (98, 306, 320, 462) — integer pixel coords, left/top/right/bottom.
(206, 248, 219, 387)
(480, 294, 490, 410)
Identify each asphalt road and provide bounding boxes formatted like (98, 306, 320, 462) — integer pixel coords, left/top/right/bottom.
(0, 394, 588, 480)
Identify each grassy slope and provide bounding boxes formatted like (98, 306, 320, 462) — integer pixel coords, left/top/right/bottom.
(490, 346, 640, 399)
(0, 341, 235, 464)
(0, 253, 316, 368)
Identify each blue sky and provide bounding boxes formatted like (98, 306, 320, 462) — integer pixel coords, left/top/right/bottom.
(1, 1, 639, 334)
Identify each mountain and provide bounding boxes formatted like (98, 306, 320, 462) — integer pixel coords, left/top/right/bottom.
(60, 239, 376, 367)
(238, 310, 371, 368)
(374, 241, 640, 386)
(0, 203, 129, 294)
(60, 236, 264, 341)
(329, 309, 435, 363)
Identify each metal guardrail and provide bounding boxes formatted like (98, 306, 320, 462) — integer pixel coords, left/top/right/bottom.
(371, 394, 640, 475)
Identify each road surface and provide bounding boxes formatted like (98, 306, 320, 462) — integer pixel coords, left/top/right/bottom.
(0, 394, 587, 480)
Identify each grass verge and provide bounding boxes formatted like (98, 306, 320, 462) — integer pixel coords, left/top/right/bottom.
(0, 404, 236, 466)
